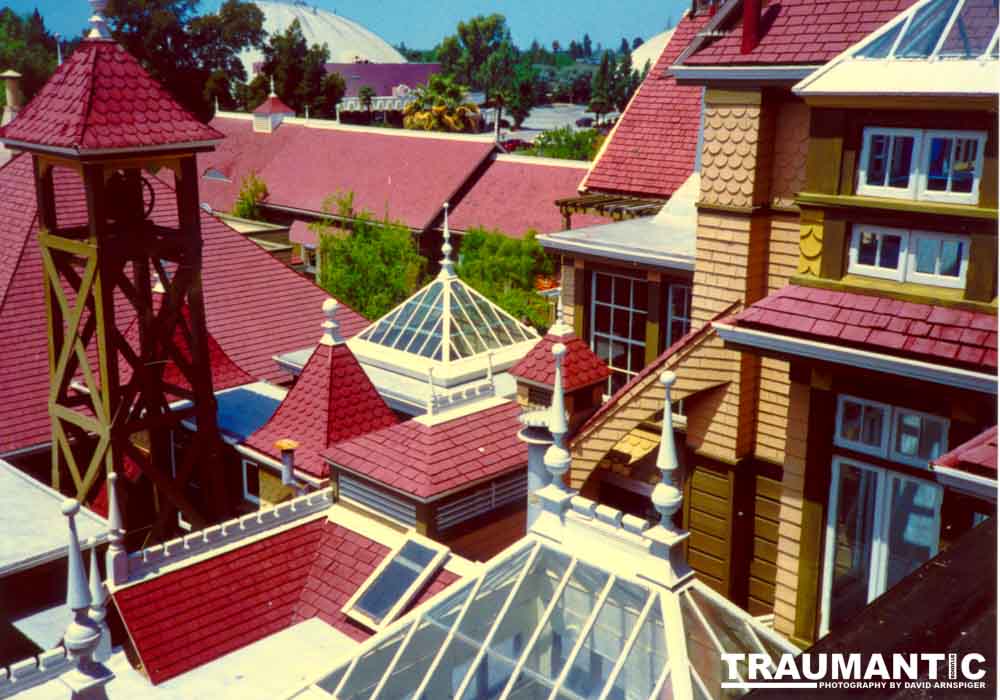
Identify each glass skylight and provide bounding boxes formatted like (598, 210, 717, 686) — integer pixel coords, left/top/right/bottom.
(312, 539, 797, 700)
(853, 0, 999, 59)
(341, 535, 447, 631)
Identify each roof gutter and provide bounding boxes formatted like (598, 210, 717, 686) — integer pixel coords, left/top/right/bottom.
(930, 463, 997, 502)
(713, 321, 998, 395)
(537, 233, 695, 271)
(669, 65, 817, 82)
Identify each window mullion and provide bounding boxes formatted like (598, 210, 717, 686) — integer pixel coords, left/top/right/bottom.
(869, 469, 891, 602)
(595, 591, 657, 700)
(931, 0, 966, 58)
(544, 574, 617, 700)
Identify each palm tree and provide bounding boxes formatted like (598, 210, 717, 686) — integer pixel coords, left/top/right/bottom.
(403, 74, 480, 133)
(358, 85, 376, 122)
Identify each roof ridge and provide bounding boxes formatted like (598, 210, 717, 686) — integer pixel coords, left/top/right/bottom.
(77, 42, 102, 150)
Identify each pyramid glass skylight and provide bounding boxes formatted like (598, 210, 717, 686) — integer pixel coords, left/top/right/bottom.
(308, 539, 797, 700)
(854, 0, 998, 60)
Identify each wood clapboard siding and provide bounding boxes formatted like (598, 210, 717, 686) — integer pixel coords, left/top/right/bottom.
(686, 464, 733, 596)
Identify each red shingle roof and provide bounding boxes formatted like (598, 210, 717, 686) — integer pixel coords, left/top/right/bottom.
(113, 517, 459, 683)
(0, 40, 222, 154)
(244, 341, 397, 477)
(290, 521, 458, 641)
(0, 154, 367, 455)
(325, 401, 525, 499)
(680, 0, 917, 66)
(730, 285, 997, 371)
(199, 117, 496, 231)
(253, 95, 295, 116)
(935, 426, 998, 475)
(509, 331, 609, 392)
(449, 159, 607, 237)
(582, 12, 712, 198)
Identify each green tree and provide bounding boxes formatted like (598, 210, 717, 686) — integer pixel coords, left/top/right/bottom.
(403, 73, 479, 133)
(507, 72, 535, 128)
(232, 171, 268, 220)
(589, 51, 613, 123)
(477, 39, 517, 131)
(456, 228, 554, 331)
(0, 9, 58, 106)
(454, 13, 508, 87)
(618, 37, 630, 55)
(315, 193, 426, 320)
(613, 50, 641, 111)
(582, 33, 592, 58)
(254, 19, 341, 116)
(358, 84, 376, 119)
(107, 0, 265, 120)
(527, 126, 604, 161)
(632, 36, 644, 50)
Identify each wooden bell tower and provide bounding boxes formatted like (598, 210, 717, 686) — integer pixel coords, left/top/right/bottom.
(0, 1, 232, 538)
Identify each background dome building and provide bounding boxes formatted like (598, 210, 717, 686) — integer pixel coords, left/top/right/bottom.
(240, 0, 405, 77)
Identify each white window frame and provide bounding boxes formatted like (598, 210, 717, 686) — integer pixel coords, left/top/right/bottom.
(834, 394, 892, 458)
(341, 531, 448, 632)
(916, 130, 987, 205)
(905, 231, 970, 289)
(589, 270, 647, 395)
(889, 406, 951, 469)
(667, 283, 692, 348)
(820, 457, 943, 636)
(857, 127, 922, 199)
(241, 458, 261, 506)
(848, 224, 909, 282)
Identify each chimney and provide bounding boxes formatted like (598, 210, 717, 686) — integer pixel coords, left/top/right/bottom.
(274, 438, 301, 495)
(1, 70, 22, 126)
(741, 0, 762, 54)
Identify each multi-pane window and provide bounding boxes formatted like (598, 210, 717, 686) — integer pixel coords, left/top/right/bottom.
(848, 225, 969, 288)
(667, 283, 692, 348)
(821, 458, 943, 635)
(835, 394, 949, 468)
(857, 127, 987, 204)
(590, 271, 647, 394)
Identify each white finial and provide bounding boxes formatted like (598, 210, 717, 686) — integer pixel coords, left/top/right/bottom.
(543, 343, 570, 489)
(549, 293, 573, 337)
(62, 499, 99, 658)
(87, 0, 111, 40)
(651, 371, 683, 533)
(214, 96, 220, 114)
(305, 104, 310, 120)
(486, 351, 494, 383)
(426, 367, 436, 414)
(437, 203, 455, 279)
(269, 76, 277, 98)
(320, 298, 342, 345)
(88, 548, 111, 662)
(106, 472, 128, 585)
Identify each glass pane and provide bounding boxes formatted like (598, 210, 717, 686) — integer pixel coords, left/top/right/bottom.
(940, 0, 999, 57)
(951, 138, 979, 193)
(338, 624, 411, 700)
(505, 674, 553, 700)
(827, 464, 879, 631)
(855, 21, 904, 57)
(317, 664, 349, 693)
(865, 134, 889, 187)
(594, 305, 611, 334)
(595, 274, 612, 303)
(887, 137, 914, 189)
(522, 562, 610, 684)
(897, 0, 961, 57)
(856, 231, 879, 266)
(609, 342, 628, 371)
(612, 308, 629, 338)
(894, 412, 947, 461)
(606, 597, 666, 700)
(878, 233, 903, 268)
(378, 616, 453, 700)
(885, 477, 942, 589)
(914, 237, 940, 274)
(680, 591, 733, 691)
(688, 586, 764, 658)
(401, 540, 437, 567)
(633, 280, 648, 311)
(630, 311, 646, 342)
(926, 137, 953, 192)
(563, 579, 649, 699)
(629, 345, 644, 375)
(458, 547, 535, 645)
(460, 653, 516, 700)
(613, 277, 631, 307)
(670, 285, 690, 319)
(609, 370, 628, 395)
(355, 561, 421, 623)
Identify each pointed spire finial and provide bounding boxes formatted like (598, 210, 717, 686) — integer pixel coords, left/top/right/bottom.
(269, 75, 277, 98)
(320, 298, 342, 345)
(106, 472, 128, 585)
(62, 498, 99, 657)
(651, 371, 683, 533)
(437, 203, 455, 279)
(88, 548, 111, 662)
(543, 343, 570, 489)
(549, 293, 573, 337)
(214, 95, 220, 114)
(87, 0, 111, 40)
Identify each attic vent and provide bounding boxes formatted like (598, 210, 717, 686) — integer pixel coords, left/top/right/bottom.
(436, 471, 527, 531)
(340, 474, 417, 526)
(203, 167, 230, 182)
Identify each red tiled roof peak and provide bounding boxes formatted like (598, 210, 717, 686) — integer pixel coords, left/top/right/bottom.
(935, 426, 998, 476)
(0, 39, 223, 155)
(254, 95, 296, 116)
(509, 327, 610, 392)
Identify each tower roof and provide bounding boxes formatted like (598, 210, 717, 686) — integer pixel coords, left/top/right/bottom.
(510, 303, 609, 392)
(245, 316, 397, 477)
(0, 39, 223, 156)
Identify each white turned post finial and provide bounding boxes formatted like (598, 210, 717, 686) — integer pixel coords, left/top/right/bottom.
(438, 203, 455, 279)
(269, 76, 277, 98)
(305, 104, 310, 120)
(320, 298, 342, 345)
(88, 548, 111, 662)
(426, 367, 437, 414)
(543, 343, 570, 489)
(87, 0, 110, 40)
(106, 472, 128, 585)
(651, 371, 683, 533)
(487, 351, 494, 383)
(63, 499, 100, 663)
(549, 293, 573, 337)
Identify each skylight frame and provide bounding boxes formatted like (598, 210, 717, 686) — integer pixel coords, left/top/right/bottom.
(340, 530, 449, 632)
(853, 0, 1000, 61)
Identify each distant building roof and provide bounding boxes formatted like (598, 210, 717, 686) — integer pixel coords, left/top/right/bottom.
(0, 39, 222, 155)
(325, 400, 525, 500)
(724, 285, 998, 373)
(0, 154, 366, 456)
(200, 116, 496, 231)
(675, 0, 917, 68)
(449, 155, 607, 237)
(582, 11, 711, 198)
(324, 62, 440, 97)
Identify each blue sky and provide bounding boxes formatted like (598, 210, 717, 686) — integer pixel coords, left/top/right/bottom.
(8, 1, 689, 50)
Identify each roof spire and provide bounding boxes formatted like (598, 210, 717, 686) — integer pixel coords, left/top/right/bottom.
(269, 75, 277, 98)
(320, 298, 343, 346)
(87, 0, 111, 40)
(543, 343, 570, 490)
(652, 371, 683, 533)
(549, 293, 573, 337)
(437, 202, 456, 279)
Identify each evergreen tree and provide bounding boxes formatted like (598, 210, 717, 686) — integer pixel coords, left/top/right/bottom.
(0, 8, 58, 105)
(619, 37, 630, 55)
(632, 36, 644, 50)
(582, 33, 593, 57)
(254, 19, 343, 117)
(589, 51, 613, 123)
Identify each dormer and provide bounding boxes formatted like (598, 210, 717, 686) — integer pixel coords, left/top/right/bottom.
(252, 80, 295, 133)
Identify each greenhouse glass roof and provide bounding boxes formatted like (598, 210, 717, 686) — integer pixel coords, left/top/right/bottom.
(301, 537, 797, 700)
(795, 0, 999, 97)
